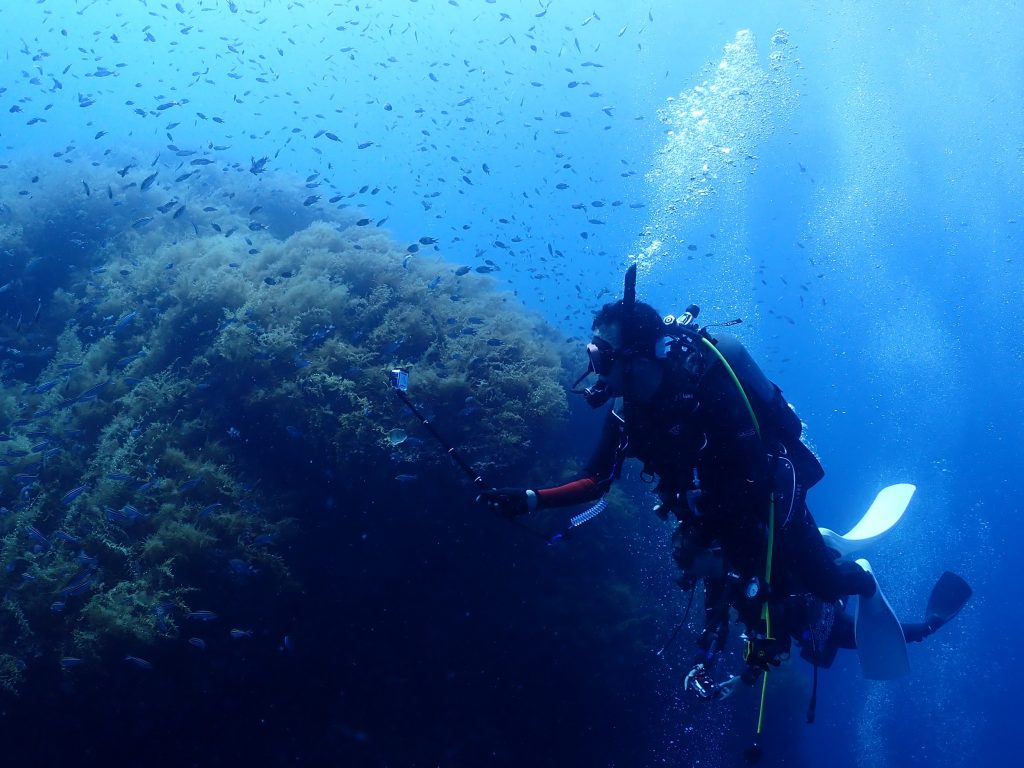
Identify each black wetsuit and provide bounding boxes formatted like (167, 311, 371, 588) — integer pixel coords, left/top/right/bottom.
(536, 333, 873, 613)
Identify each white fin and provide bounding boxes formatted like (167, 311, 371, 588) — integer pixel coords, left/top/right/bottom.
(819, 483, 915, 559)
(853, 558, 910, 680)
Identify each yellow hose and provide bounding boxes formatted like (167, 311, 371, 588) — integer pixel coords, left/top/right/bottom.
(699, 336, 776, 739)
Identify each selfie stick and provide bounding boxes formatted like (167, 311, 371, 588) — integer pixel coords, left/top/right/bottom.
(389, 368, 485, 488)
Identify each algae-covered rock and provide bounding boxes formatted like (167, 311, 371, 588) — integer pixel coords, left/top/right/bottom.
(0, 163, 572, 692)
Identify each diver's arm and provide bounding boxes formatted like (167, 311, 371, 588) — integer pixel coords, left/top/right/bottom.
(534, 407, 621, 510)
(535, 477, 606, 508)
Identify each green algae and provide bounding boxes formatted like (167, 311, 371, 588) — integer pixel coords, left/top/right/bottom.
(0, 163, 573, 692)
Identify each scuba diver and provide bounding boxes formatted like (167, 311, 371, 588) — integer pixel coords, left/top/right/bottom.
(476, 265, 971, 757)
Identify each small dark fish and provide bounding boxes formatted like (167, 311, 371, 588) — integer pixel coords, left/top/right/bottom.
(61, 484, 90, 505)
(302, 195, 319, 206)
(140, 172, 158, 191)
(33, 378, 61, 394)
(26, 524, 50, 548)
(116, 352, 145, 368)
(60, 657, 84, 669)
(190, 158, 215, 166)
(132, 216, 154, 229)
(114, 310, 138, 330)
(357, 141, 374, 149)
(105, 506, 130, 522)
(198, 503, 222, 519)
(124, 655, 153, 670)
(454, 266, 471, 276)
(77, 552, 98, 569)
(395, 474, 418, 483)
(75, 380, 110, 403)
(187, 610, 218, 621)
(188, 637, 206, 650)
(230, 629, 253, 639)
(59, 570, 95, 597)
(178, 478, 202, 492)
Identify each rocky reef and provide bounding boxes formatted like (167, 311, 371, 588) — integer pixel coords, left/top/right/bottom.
(0, 162, 572, 692)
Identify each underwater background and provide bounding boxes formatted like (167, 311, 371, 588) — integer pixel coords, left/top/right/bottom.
(0, 1, 1019, 766)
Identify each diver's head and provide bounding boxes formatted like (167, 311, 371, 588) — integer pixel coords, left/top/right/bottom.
(572, 271, 666, 407)
(590, 297, 665, 363)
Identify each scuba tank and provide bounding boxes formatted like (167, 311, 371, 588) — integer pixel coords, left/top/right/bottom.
(659, 306, 824, 489)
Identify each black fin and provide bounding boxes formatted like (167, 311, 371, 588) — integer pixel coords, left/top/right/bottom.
(925, 571, 972, 630)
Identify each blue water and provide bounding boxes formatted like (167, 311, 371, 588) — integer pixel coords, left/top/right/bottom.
(0, 1, 1019, 766)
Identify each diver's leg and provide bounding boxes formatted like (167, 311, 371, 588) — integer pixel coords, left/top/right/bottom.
(778, 505, 876, 602)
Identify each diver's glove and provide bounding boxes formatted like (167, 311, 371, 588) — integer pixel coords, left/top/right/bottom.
(476, 488, 536, 518)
